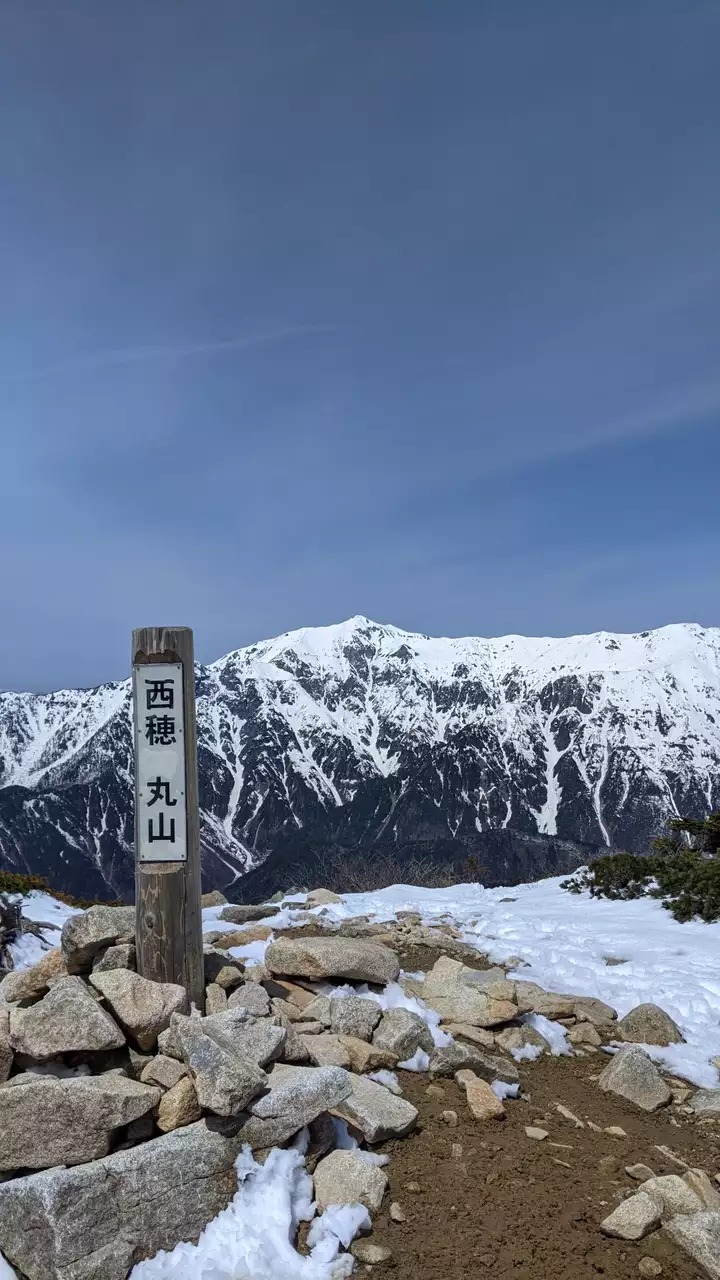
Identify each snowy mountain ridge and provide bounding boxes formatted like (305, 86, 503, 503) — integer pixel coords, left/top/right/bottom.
(0, 616, 719, 901)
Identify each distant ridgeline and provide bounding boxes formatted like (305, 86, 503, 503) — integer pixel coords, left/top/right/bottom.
(0, 617, 718, 901)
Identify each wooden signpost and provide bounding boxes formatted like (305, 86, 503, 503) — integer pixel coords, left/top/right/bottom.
(132, 626, 204, 1012)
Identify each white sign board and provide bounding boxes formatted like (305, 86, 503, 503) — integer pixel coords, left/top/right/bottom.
(133, 663, 187, 863)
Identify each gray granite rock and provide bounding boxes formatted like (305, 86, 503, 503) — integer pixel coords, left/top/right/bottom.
(9, 976, 125, 1060)
(227, 983, 271, 1016)
(616, 1003, 684, 1046)
(239, 1063, 352, 1148)
(598, 1046, 672, 1112)
(0, 1072, 160, 1171)
(333, 1070, 418, 1143)
(265, 936, 399, 985)
(0, 947, 68, 1003)
(373, 1008, 434, 1060)
(599, 1191, 662, 1240)
(313, 1149, 388, 1212)
(428, 1042, 519, 1084)
(664, 1210, 720, 1279)
(89, 969, 188, 1051)
(92, 943, 136, 974)
(140, 1053, 187, 1091)
(330, 995, 382, 1041)
(61, 906, 135, 973)
(689, 1087, 720, 1116)
(219, 904, 279, 925)
(172, 1014, 268, 1116)
(0, 1120, 250, 1280)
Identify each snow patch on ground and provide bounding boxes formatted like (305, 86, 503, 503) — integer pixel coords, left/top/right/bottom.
(130, 1143, 365, 1279)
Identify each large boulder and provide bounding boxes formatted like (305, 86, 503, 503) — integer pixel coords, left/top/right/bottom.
(0, 1073, 160, 1171)
(0, 947, 68, 1003)
(89, 969, 187, 1050)
(239, 1064, 352, 1149)
(421, 957, 517, 1026)
(265, 936, 399, 985)
(9, 976, 125, 1060)
(0, 1119, 251, 1280)
(616, 1003, 684, 1046)
(333, 1071, 418, 1143)
(171, 1014, 269, 1116)
(372, 1009, 434, 1060)
(61, 906, 135, 973)
(598, 1046, 672, 1112)
(313, 1150, 388, 1213)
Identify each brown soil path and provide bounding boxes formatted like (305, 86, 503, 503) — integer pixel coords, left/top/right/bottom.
(366, 1054, 720, 1280)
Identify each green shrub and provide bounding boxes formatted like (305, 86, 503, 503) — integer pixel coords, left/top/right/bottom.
(562, 811, 720, 923)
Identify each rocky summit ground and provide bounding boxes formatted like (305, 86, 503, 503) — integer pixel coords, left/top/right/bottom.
(1, 883, 719, 1279)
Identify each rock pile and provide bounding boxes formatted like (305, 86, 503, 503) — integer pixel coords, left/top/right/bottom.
(0, 893, 717, 1280)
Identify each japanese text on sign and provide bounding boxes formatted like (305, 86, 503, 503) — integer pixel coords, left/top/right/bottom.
(133, 663, 187, 862)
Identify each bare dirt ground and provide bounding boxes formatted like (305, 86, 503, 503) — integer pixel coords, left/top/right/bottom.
(365, 1054, 720, 1280)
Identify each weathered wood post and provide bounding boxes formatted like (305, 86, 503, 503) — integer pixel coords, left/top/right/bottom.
(132, 626, 204, 1012)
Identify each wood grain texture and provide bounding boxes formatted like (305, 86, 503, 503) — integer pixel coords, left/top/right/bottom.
(132, 626, 204, 1011)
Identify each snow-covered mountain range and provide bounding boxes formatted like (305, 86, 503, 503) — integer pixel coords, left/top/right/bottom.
(1, 616, 718, 901)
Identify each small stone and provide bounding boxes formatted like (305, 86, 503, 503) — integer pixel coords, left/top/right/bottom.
(638, 1259, 662, 1278)
(626, 1163, 655, 1182)
(599, 1156, 620, 1175)
(442, 1110, 458, 1126)
(451, 1143, 463, 1160)
(306, 888, 343, 906)
(201, 890, 228, 907)
(301, 996, 333, 1026)
(525, 1127, 549, 1140)
(426, 1084, 445, 1099)
(567, 1023, 602, 1046)
(555, 1103, 584, 1128)
(156, 1076, 201, 1132)
(351, 1241, 393, 1264)
(405, 1182, 421, 1192)
(600, 1191, 662, 1240)
(140, 1053, 188, 1090)
(265, 936, 400, 985)
(334, 1072, 419, 1144)
(209, 962, 245, 991)
(389, 1202, 406, 1222)
(689, 1088, 720, 1117)
(605, 1126, 628, 1138)
(443, 1023, 495, 1049)
(683, 1169, 720, 1209)
(219, 904, 279, 925)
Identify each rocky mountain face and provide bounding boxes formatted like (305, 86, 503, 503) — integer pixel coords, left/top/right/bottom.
(0, 617, 718, 901)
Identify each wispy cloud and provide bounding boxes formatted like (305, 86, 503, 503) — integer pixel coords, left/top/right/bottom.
(0, 325, 331, 386)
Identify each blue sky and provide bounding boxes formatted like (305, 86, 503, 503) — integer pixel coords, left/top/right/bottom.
(2, 1, 719, 690)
